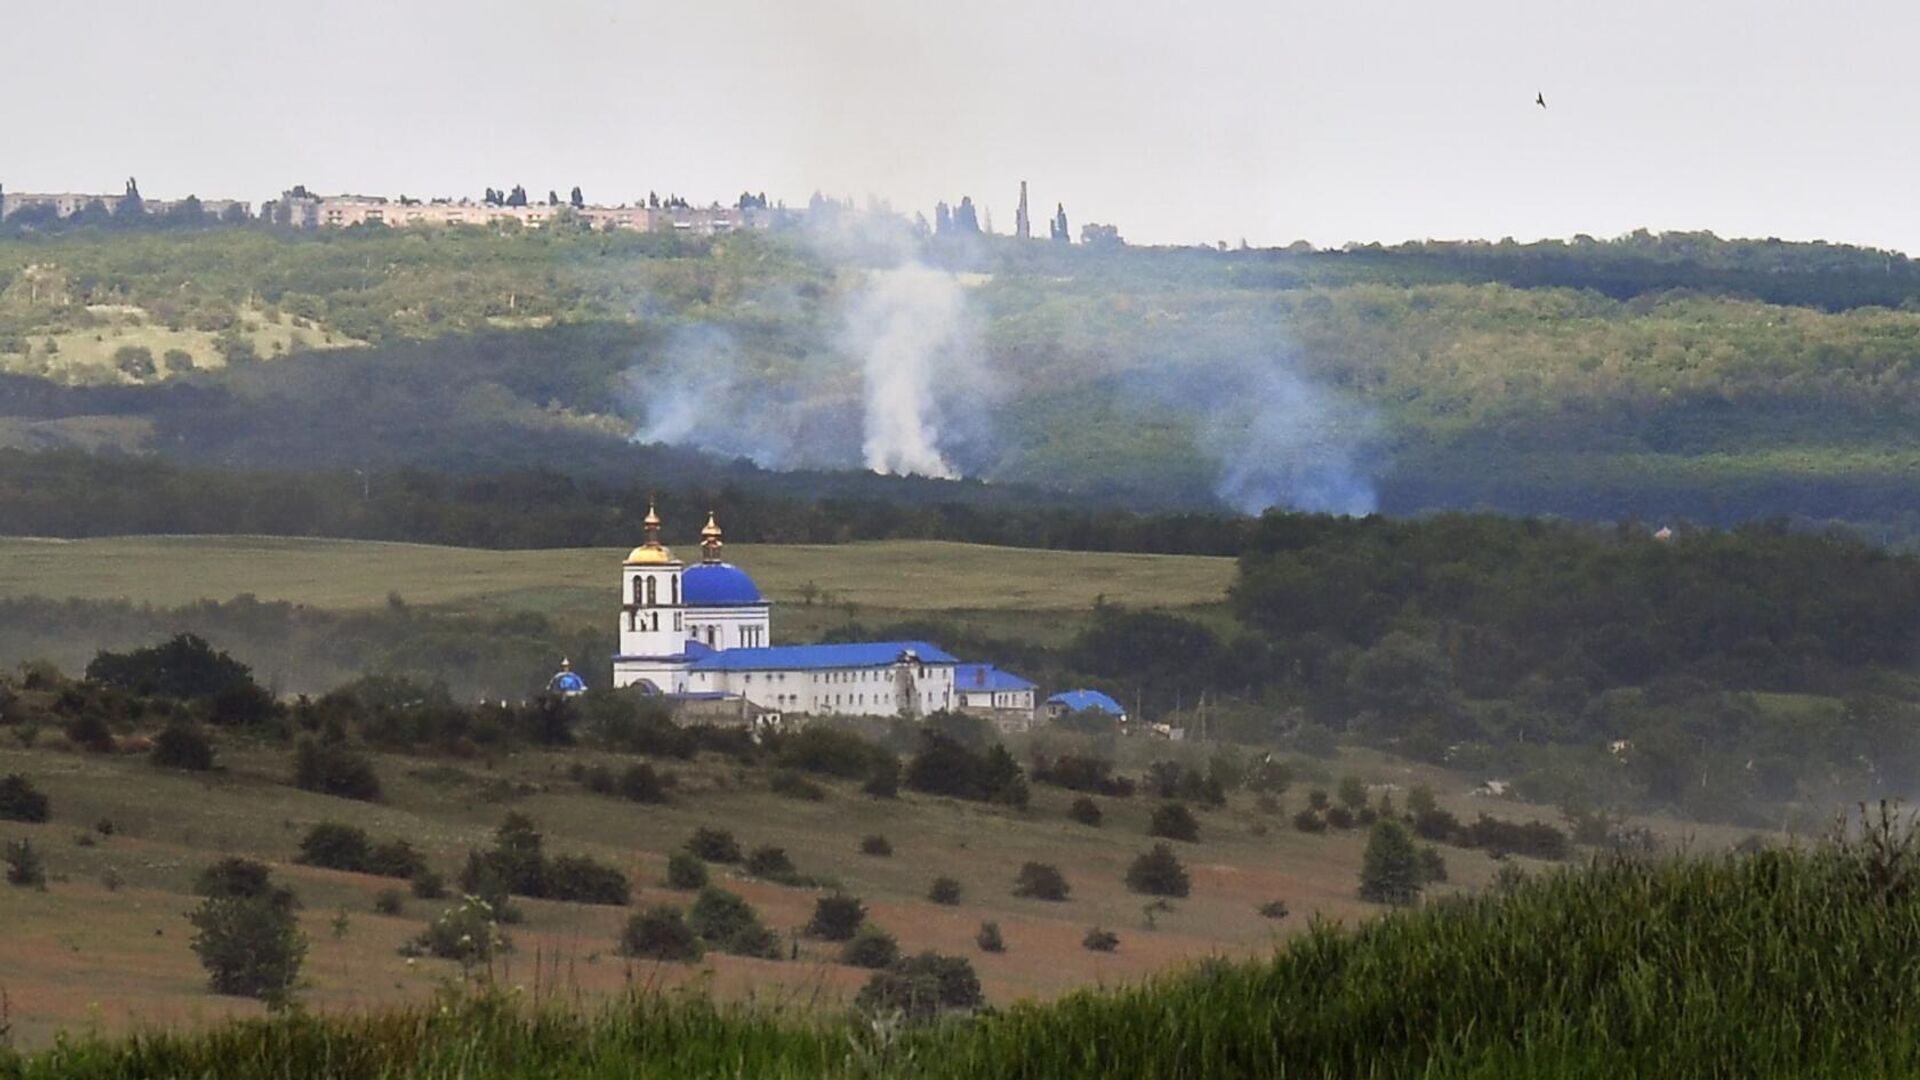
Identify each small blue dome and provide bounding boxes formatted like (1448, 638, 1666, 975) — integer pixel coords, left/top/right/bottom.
(548, 671, 587, 694)
(683, 563, 762, 606)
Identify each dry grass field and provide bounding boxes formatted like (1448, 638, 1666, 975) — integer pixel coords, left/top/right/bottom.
(0, 734, 1573, 1050)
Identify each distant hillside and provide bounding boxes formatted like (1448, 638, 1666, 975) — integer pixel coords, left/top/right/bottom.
(3, 225, 1918, 540)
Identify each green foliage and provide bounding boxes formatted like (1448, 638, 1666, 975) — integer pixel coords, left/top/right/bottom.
(1013, 862, 1070, 901)
(665, 851, 709, 890)
(413, 895, 508, 965)
(905, 730, 1029, 808)
(688, 887, 780, 959)
(0, 773, 49, 822)
(291, 737, 382, 801)
(85, 634, 257, 702)
(1068, 797, 1103, 827)
(187, 863, 304, 1005)
(372, 889, 404, 915)
(744, 846, 802, 885)
(1359, 820, 1424, 906)
(976, 920, 1006, 953)
(685, 827, 741, 864)
(1258, 899, 1291, 919)
(544, 855, 631, 906)
(855, 951, 984, 1022)
(1082, 927, 1120, 952)
(805, 894, 866, 942)
(618, 905, 704, 963)
(295, 822, 372, 872)
(194, 857, 298, 912)
(859, 834, 892, 857)
(409, 870, 446, 901)
(1148, 803, 1200, 843)
(928, 876, 963, 905)
(1125, 843, 1192, 898)
(840, 925, 901, 970)
(771, 725, 894, 780)
(768, 769, 825, 801)
(150, 720, 215, 771)
(5, 838, 46, 888)
(1033, 755, 1134, 797)
(1292, 810, 1326, 833)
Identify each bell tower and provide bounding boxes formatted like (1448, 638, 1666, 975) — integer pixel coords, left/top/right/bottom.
(613, 499, 688, 689)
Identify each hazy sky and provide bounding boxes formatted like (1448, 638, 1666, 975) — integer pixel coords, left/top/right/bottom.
(5, 0, 1914, 250)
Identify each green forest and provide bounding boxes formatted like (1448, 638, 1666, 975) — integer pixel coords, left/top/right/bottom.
(2, 221, 1918, 542)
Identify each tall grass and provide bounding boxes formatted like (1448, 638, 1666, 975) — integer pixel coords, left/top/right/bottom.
(13, 807, 1920, 1079)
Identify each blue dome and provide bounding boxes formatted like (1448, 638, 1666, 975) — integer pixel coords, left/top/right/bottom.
(682, 563, 763, 606)
(549, 671, 587, 694)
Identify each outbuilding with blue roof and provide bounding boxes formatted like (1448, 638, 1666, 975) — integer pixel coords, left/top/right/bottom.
(1045, 689, 1128, 724)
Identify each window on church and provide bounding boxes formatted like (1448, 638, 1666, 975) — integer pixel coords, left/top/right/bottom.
(646, 577, 658, 606)
(672, 577, 680, 604)
(633, 576, 644, 605)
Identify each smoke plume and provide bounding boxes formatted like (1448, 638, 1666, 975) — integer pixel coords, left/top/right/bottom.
(1201, 361, 1380, 516)
(839, 263, 977, 478)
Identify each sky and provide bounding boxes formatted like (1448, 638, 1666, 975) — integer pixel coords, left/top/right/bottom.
(4, 0, 1915, 251)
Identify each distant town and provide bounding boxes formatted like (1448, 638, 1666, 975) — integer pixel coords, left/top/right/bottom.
(0, 177, 1102, 243)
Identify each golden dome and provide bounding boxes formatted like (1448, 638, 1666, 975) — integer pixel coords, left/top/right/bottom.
(625, 544, 674, 565)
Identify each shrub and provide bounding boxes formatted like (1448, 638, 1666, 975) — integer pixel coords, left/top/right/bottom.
(151, 721, 215, 771)
(1406, 784, 1439, 818)
(373, 888, 405, 915)
(905, 731, 1028, 807)
(1359, 820, 1424, 906)
(689, 887, 780, 958)
(367, 839, 428, 881)
(1258, 899, 1291, 919)
(1413, 806, 1461, 842)
(1293, 810, 1328, 833)
(5, 839, 46, 888)
(1307, 788, 1331, 811)
(806, 894, 867, 941)
(1013, 861, 1070, 901)
(195, 857, 298, 912)
(860, 834, 893, 857)
(898, 951, 983, 1009)
(292, 738, 382, 801)
(1032, 755, 1135, 797)
(1149, 802, 1201, 842)
(666, 850, 709, 890)
(773, 725, 894, 780)
(1125, 843, 1192, 897)
(296, 823, 373, 872)
(410, 870, 447, 900)
(975, 920, 1005, 953)
(618, 905, 704, 962)
(190, 894, 305, 1005)
(1068, 797, 1104, 826)
(64, 712, 115, 753)
(1326, 805, 1356, 829)
(1462, 815, 1572, 861)
(0, 774, 50, 823)
(618, 763, 667, 803)
(769, 769, 826, 801)
(546, 855, 631, 906)
(855, 952, 983, 1021)
(1082, 926, 1120, 952)
(841, 924, 901, 969)
(1338, 775, 1371, 811)
(1419, 845, 1450, 884)
(685, 827, 742, 863)
(862, 758, 900, 798)
(745, 845, 800, 883)
(928, 876, 963, 905)
(414, 895, 509, 965)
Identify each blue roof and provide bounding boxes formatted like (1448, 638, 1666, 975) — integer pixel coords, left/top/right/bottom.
(683, 563, 763, 606)
(955, 663, 1036, 693)
(1047, 689, 1126, 715)
(548, 672, 587, 693)
(690, 640, 958, 672)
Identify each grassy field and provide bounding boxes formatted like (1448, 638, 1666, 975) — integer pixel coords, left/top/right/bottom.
(0, 535, 1236, 640)
(0, 734, 1578, 1050)
(0, 304, 358, 386)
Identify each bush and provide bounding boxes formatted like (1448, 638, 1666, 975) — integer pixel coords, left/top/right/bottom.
(1326, 805, 1356, 829)
(296, 822, 373, 872)
(1419, 845, 1450, 884)
(975, 920, 1005, 953)
(190, 894, 305, 1005)
(1082, 926, 1119, 952)
(64, 712, 115, 753)
(806, 894, 867, 941)
(666, 850, 709, 890)
(195, 857, 298, 912)
(1293, 810, 1328, 833)
(373, 888, 405, 915)
(1068, 797, 1104, 826)
(1359, 820, 1424, 906)
(685, 827, 742, 863)
(545, 855, 632, 906)
(1258, 899, 1291, 919)
(367, 839, 428, 881)
(1032, 755, 1135, 797)
(292, 738, 382, 801)
(769, 769, 826, 801)
(410, 870, 447, 900)
(5, 838, 46, 888)
(689, 886, 780, 958)
(860, 834, 893, 857)
(1307, 788, 1331, 811)
(1462, 815, 1571, 861)
(618, 763, 667, 803)
(1338, 775, 1370, 811)
(151, 721, 216, 771)
(841, 924, 901, 969)
(905, 731, 1028, 807)
(773, 725, 894, 780)
(745, 845, 800, 883)
(898, 951, 984, 1009)
(1013, 861, 1070, 901)
(1413, 806, 1461, 842)
(414, 895, 508, 965)
(618, 905, 704, 962)
(1126, 843, 1192, 897)
(862, 758, 900, 798)
(855, 952, 983, 1021)
(1150, 802, 1201, 842)
(0, 773, 50, 823)
(928, 876, 963, 905)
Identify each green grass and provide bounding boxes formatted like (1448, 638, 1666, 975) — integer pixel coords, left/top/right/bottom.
(0, 536, 1234, 630)
(10, 827, 1920, 1078)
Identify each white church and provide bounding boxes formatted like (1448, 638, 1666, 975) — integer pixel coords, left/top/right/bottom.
(610, 505, 960, 720)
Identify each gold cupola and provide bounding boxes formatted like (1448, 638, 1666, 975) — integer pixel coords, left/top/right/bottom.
(624, 498, 676, 565)
(700, 511, 724, 564)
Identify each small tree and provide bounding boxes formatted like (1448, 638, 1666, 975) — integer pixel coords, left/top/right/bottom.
(689, 886, 780, 958)
(1068, 797, 1103, 826)
(1125, 843, 1191, 897)
(1359, 819, 1423, 905)
(806, 893, 866, 941)
(151, 720, 215, 771)
(1082, 926, 1119, 952)
(685, 827, 742, 863)
(619, 763, 666, 803)
(188, 865, 304, 1006)
(296, 822, 372, 872)
(863, 758, 900, 798)
(619, 905, 704, 962)
(1149, 802, 1200, 842)
(0, 774, 50, 822)
(745, 845, 800, 884)
(413, 895, 508, 967)
(841, 925, 900, 969)
(1013, 862, 1070, 901)
(5, 839, 46, 888)
(927, 876, 963, 905)
(666, 850, 709, 890)
(545, 855, 631, 906)
(975, 921, 1005, 953)
(291, 738, 381, 801)
(860, 834, 893, 857)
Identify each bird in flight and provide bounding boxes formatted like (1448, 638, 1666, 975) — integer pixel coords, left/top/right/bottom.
(1536, 91, 1547, 108)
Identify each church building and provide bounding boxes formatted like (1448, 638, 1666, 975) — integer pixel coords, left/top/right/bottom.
(611, 506, 959, 720)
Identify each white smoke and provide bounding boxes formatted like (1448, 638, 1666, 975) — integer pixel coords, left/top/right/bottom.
(840, 264, 977, 478)
(1201, 361, 1381, 516)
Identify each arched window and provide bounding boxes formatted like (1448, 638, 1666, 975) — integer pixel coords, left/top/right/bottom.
(672, 576, 680, 604)
(646, 577, 658, 606)
(633, 576, 644, 605)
